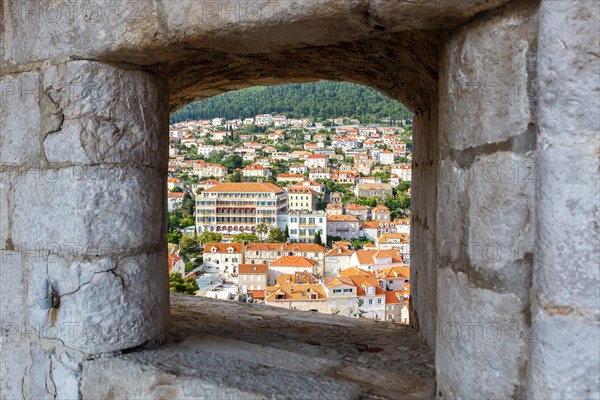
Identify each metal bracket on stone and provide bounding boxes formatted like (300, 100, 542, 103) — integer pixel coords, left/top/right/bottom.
(39, 279, 60, 310)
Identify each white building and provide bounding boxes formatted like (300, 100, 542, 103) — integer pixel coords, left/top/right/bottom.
(284, 211, 327, 244)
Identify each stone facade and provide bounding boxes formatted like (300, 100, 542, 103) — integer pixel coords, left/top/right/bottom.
(1, 0, 598, 398)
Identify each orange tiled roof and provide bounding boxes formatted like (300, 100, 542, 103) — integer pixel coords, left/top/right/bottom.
(325, 246, 353, 257)
(324, 276, 356, 288)
(247, 290, 266, 299)
(203, 242, 244, 253)
(265, 283, 326, 301)
(376, 266, 410, 279)
(372, 205, 390, 212)
(204, 182, 284, 193)
(327, 215, 359, 222)
(347, 276, 385, 296)
(270, 256, 317, 268)
(245, 243, 326, 252)
(238, 264, 268, 274)
(339, 266, 373, 277)
(354, 249, 403, 265)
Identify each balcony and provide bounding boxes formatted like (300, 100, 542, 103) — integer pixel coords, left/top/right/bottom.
(81, 294, 435, 399)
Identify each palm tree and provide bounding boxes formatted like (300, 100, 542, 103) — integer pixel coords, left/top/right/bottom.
(256, 223, 268, 242)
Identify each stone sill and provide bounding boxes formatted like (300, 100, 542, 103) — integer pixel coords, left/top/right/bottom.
(81, 294, 435, 399)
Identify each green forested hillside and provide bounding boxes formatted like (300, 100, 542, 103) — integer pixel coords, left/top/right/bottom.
(170, 81, 412, 124)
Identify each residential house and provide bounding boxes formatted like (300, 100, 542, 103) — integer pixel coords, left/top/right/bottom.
(331, 171, 360, 184)
(376, 266, 410, 291)
(284, 211, 327, 246)
(265, 282, 328, 312)
(289, 164, 308, 174)
(277, 174, 306, 184)
(244, 243, 327, 275)
(324, 245, 353, 276)
(167, 177, 185, 191)
(288, 187, 319, 212)
(168, 253, 185, 275)
(202, 242, 245, 274)
(379, 150, 396, 165)
(355, 183, 393, 198)
(241, 164, 271, 180)
(345, 204, 370, 221)
(268, 256, 317, 285)
(291, 179, 325, 195)
(360, 221, 397, 241)
(377, 234, 410, 261)
(327, 214, 360, 240)
(308, 169, 331, 181)
(325, 202, 344, 216)
(304, 154, 329, 169)
(255, 114, 274, 126)
(168, 192, 185, 212)
(372, 205, 391, 222)
(349, 249, 404, 273)
(237, 264, 269, 296)
(384, 291, 410, 323)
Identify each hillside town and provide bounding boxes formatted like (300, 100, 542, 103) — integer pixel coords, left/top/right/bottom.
(167, 114, 413, 323)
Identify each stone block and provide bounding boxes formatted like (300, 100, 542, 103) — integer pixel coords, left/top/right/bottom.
(0, 252, 24, 330)
(0, 342, 28, 400)
(0, 173, 10, 247)
(12, 166, 164, 256)
(439, 3, 537, 152)
(42, 61, 168, 169)
(0, 72, 41, 165)
(436, 268, 528, 400)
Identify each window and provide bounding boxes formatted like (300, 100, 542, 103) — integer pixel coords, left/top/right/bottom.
(342, 288, 352, 293)
(333, 289, 342, 294)
(368, 299, 373, 305)
(377, 298, 382, 304)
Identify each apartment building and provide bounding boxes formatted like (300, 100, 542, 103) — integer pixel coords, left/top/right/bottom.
(288, 187, 319, 212)
(284, 211, 327, 245)
(355, 183, 393, 198)
(327, 214, 360, 240)
(189, 160, 227, 178)
(237, 264, 269, 295)
(244, 242, 326, 273)
(202, 242, 245, 274)
(196, 182, 288, 234)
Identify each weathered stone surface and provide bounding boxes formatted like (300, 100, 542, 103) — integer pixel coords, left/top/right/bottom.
(0, 173, 10, 248)
(82, 294, 436, 400)
(0, 342, 28, 400)
(42, 61, 168, 169)
(0, 72, 41, 165)
(12, 166, 164, 255)
(0, 251, 24, 329)
(439, 1, 538, 152)
(0, 0, 510, 66)
(436, 269, 529, 400)
(411, 103, 439, 350)
(531, 0, 600, 398)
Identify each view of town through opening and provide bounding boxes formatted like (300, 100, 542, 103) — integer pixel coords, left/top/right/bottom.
(167, 81, 414, 323)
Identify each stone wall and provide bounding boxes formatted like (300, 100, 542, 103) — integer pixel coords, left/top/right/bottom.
(1, 0, 599, 398)
(1, 61, 170, 397)
(531, 1, 600, 398)
(434, 2, 540, 398)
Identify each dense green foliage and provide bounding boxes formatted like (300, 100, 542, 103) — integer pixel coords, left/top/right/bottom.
(169, 272, 199, 295)
(171, 81, 412, 124)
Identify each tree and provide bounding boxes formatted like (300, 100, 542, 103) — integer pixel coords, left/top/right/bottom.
(222, 154, 244, 172)
(170, 186, 183, 193)
(314, 231, 322, 245)
(266, 228, 286, 243)
(179, 235, 197, 257)
(232, 233, 259, 244)
(197, 231, 222, 245)
(169, 272, 199, 295)
(167, 231, 182, 244)
(284, 225, 289, 242)
(256, 223, 268, 242)
(353, 298, 367, 318)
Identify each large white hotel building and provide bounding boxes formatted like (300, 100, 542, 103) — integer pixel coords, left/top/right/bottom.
(196, 183, 288, 234)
